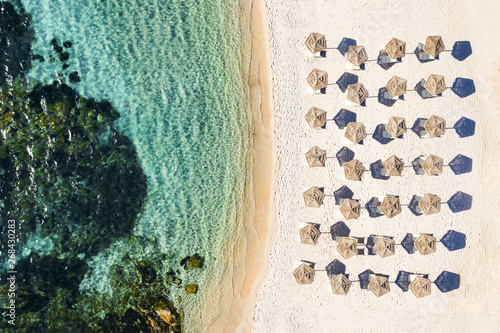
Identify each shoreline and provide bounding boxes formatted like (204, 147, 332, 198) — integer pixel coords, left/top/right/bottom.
(204, 0, 276, 331)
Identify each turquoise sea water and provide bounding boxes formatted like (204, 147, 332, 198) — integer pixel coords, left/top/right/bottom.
(9, 0, 250, 330)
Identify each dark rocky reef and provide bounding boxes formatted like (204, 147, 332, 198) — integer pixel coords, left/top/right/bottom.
(0, 1, 34, 85)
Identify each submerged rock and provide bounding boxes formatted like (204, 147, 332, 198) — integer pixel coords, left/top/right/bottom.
(68, 71, 81, 83)
(63, 40, 72, 48)
(184, 284, 198, 294)
(180, 253, 205, 269)
(136, 260, 157, 284)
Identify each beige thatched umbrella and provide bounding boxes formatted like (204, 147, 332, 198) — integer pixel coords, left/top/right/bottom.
(368, 275, 390, 297)
(305, 146, 326, 167)
(414, 233, 436, 255)
(418, 193, 441, 215)
(307, 69, 328, 91)
(423, 36, 445, 58)
(421, 154, 443, 176)
(303, 187, 325, 208)
(385, 116, 407, 138)
(409, 276, 432, 298)
(424, 74, 447, 96)
(344, 122, 367, 144)
(383, 155, 404, 177)
(305, 32, 326, 54)
(293, 263, 315, 284)
(385, 76, 407, 97)
(337, 237, 358, 259)
(424, 115, 446, 137)
(374, 237, 396, 258)
(385, 38, 406, 59)
(343, 159, 365, 181)
(340, 199, 361, 220)
(330, 273, 352, 295)
(347, 83, 369, 105)
(299, 224, 321, 245)
(346, 45, 368, 67)
(380, 196, 402, 219)
(304, 107, 326, 128)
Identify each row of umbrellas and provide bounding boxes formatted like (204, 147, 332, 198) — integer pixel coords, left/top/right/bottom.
(305, 34, 445, 60)
(307, 71, 447, 100)
(300, 225, 437, 257)
(306, 149, 445, 178)
(303, 189, 441, 219)
(294, 263, 432, 298)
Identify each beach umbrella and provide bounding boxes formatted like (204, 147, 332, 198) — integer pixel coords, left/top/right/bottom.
(305, 32, 326, 54)
(424, 115, 446, 137)
(303, 186, 325, 208)
(424, 74, 447, 95)
(374, 237, 396, 258)
(304, 107, 326, 128)
(343, 159, 365, 181)
(340, 199, 361, 220)
(305, 146, 326, 167)
(307, 69, 328, 90)
(336, 237, 358, 259)
(418, 193, 441, 215)
(385, 116, 407, 138)
(346, 45, 368, 67)
(293, 263, 315, 284)
(385, 76, 407, 97)
(423, 36, 445, 58)
(333, 185, 354, 205)
(346, 83, 369, 105)
(383, 155, 404, 176)
(344, 122, 367, 144)
(368, 275, 390, 297)
(414, 233, 436, 255)
(421, 154, 443, 176)
(330, 273, 352, 295)
(385, 37, 406, 59)
(299, 224, 321, 245)
(380, 196, 402, 218)
(409, 276, 432, 298)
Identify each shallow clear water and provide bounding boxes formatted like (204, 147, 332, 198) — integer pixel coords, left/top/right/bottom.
(17, 0, 249, 329)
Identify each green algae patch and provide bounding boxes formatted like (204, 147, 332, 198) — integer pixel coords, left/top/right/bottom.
(184, 284, 198, 295)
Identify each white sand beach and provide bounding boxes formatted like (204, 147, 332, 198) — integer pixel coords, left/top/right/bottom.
(251, 0, 500, 332)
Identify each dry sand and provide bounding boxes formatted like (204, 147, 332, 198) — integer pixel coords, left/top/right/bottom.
(252, 0, 500, 332)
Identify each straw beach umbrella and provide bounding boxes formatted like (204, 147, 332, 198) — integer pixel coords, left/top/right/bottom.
(343, 159, 365, 181)
(385, 116, 406, 138)
(385, 76, 407, 97)
(305, 32, 326, 54)
(385, 38, 406, 59)
(423, 36, 445, 58)
(368, 275, 390, 297)
(383, 155, 404, 176)
(380, 196, 402, 219)
(299, 224, 321, 245)
(305, 146, 326, 167)
(303, 187, 325, 207)
(414, 233, 436, 255)
(330, 273, 352, 295)
(346, 83, 369, 105)
(344, 122, 367, 144)
(374, 237, 396, 258)
(424, 74, 447, 95)
(424, 115, 446, 137)
(418, 193, 441, 215)
(293, 263, 315, 284)
(304, 107, 326, 128)
(409, 276, 432, 298)
(337, 237, 358, 259)
(307, 69, 328, 91)
(340, 199, 361, 220)
(346, 45, 368, 67)
(421, 154, 443, 176)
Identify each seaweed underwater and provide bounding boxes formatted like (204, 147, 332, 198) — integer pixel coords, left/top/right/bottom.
(0, 2, 201, 331)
